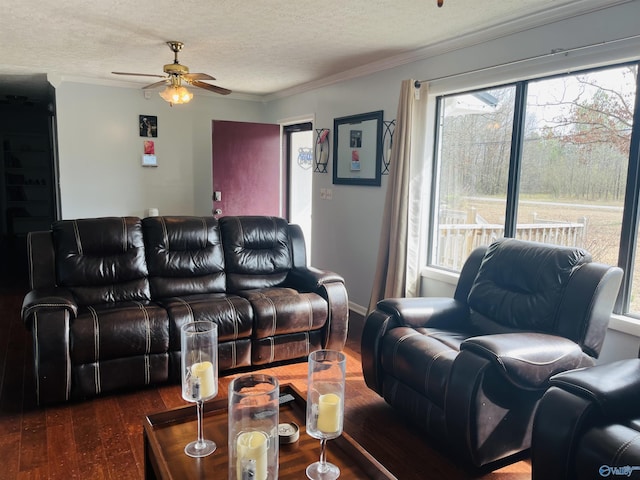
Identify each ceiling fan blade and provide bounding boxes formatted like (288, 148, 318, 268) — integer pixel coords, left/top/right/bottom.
(142, 79, 170, 90)
(184, 73, 216, 81)
(112, 71, 167, 78)
(192, 80, 232, 96)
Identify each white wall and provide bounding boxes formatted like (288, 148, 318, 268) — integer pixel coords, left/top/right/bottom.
(55, 81, 266, 219)
(265, 69, 405, 313)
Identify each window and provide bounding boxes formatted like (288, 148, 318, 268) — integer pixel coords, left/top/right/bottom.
(430, 62, 640, 315)
(432, 86, 515, 270)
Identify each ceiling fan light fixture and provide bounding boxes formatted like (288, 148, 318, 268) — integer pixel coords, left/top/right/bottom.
(159, 85, 193, 105)
(113, 41, 231, 99)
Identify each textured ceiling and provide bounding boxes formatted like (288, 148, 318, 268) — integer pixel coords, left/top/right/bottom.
(0, 0, 626, 100)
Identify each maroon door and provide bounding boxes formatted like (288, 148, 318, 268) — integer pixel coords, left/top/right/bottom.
(212, 120, 282, 217)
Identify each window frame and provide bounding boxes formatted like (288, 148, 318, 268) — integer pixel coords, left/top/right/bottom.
(428, 60, 640, 317)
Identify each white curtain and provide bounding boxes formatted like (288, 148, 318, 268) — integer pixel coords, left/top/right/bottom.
(368, 79, 429, 313)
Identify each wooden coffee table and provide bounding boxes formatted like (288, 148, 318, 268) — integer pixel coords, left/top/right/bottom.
(143, 384, 397, 479)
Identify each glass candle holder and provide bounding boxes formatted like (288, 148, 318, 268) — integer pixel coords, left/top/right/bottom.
(228, 374, 279, 480)
(180, 321, 218, 458)
(305, 350, 346, 479)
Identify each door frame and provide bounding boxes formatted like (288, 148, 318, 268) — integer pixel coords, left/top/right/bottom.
(279, 115, 314, 217)
(282, 121, 313, 220)
(280, 115, 314, 258)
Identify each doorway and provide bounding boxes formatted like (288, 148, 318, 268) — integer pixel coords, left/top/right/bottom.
(0, 84, 58, 288)
(283, 122, 313, 257)
(211, 120, 281, 217)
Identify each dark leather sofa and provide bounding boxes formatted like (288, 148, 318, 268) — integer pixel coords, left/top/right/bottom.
(532, 358, 640, 480)
(361, 238, 622, 470)
(21, 215, 349, 405)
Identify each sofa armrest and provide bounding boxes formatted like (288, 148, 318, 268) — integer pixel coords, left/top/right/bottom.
(361, 307, 401, 395)
(29, 309, 73, 405)
(286, 267, 349, 351)
(532, 359, 640, 480)
(286, 266, 344, 290)
(532, 384, 596, 480)
(549, 358, 640, 418)
(461, 333, 594, 389)
(22, 288, 78, 331)
(362, 297, 469, 395)
(376, 297, 470, 329)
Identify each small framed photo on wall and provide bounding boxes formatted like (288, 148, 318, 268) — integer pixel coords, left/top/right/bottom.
(142, 140, 157, 167)
(139, 115, 157, 137)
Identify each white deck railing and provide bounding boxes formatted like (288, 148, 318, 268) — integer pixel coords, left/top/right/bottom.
(436, 217, 587, 271)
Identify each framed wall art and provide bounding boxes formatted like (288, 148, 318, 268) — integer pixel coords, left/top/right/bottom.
(333, 110, 383, 186)
(139, 115, 158, 137)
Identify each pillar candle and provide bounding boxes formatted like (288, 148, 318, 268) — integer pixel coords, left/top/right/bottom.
(236, 431, 268, 480)
(191, 361, 215, 399)
(317, 393, 341, 433)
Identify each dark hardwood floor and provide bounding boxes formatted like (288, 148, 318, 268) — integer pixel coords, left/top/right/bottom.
(0, 288, 532, 479)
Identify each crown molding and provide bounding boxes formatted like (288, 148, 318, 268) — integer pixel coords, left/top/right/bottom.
(264, 0, 632, 102)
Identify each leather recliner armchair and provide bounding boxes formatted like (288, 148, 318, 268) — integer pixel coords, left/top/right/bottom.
(531, 358, 640, 479)
(361, 238, 623, 469)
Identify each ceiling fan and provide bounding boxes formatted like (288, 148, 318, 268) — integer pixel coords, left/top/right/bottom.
(112, 41, 231, 104)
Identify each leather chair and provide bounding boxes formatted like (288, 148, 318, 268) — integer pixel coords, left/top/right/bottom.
(361, 238, 623, 469)
(532, 358, 640, 480)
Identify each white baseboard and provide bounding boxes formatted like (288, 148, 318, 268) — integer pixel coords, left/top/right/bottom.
(349, 301, 367, 317)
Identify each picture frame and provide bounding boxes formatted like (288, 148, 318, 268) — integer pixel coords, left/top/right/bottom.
(142, 140, 157, 167)
(139, 115, 158, 137)
(333, 110, 383, 186)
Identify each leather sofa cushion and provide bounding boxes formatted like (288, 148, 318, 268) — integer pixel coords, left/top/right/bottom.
(220, 216, 292, 291)
(53, 217, 150, 306)
(158, 294, 254, 350)
(253, 330, 325, 365)
(143, 216, 226, 298)
(73, 353, 169, 399)
(70, 301, 169, 364)
(238, 288, 328, 339)
(168, 340, 252, 379)
(468, 238, 590, 332)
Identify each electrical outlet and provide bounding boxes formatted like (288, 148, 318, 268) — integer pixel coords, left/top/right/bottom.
(320, 188, 327, 199)
(326, 188, 333, 200)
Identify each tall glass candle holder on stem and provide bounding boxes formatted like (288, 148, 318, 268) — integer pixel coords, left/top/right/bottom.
(228, 374, 279, 480)
(305, 350, 346, 480)
(181, 321, 218, 458)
